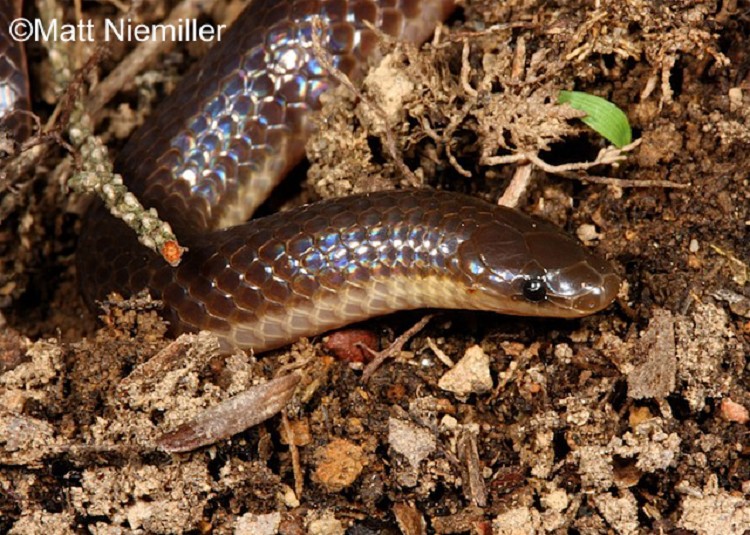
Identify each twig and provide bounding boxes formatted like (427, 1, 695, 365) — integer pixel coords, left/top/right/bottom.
(361, 314, 435, 381)
(433, 22, 536, 48)
(460, 39, 478, 97)
(281, 412, 304, 499)
(457, 425, 487, 507)
(67, 100, 185, 265)
(157, 373, 301, 453)
(569, 173, 688, 188)
(86, 0, 223, 118)
(489, 139, 686, 190)
(426, 337, 454, 367)
(498, 163, 533, 207)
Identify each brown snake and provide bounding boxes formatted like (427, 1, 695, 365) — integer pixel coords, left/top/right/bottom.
(2, 0, 620, 352)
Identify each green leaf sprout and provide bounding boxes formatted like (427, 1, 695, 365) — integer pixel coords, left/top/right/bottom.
(558, 90, 632, 148)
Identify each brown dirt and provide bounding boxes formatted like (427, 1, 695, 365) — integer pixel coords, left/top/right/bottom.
(1, 0, 749, 533)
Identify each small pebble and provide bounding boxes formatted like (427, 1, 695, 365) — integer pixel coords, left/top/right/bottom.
(234, 512, 280, 535)
(729, 87, 743, 112)
(388, 418, 436, 469)
(313, 439, 366, 492)
(438, 345, 493, 397)
(324, 329, 378, 363)
(576, 224, 601, 244)
(720, 398, 749, 424)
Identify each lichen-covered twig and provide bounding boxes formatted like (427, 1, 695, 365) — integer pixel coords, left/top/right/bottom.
(67, 101, 184, 265)
(26, 0, 194, 265)
(63, 0, 229, 265)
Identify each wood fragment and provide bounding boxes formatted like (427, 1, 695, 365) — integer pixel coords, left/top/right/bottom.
(393, 502, 427, 535)
(457, 425, 487, 507)
(281, 412, 304, 499)
(157, 373, 301, 453)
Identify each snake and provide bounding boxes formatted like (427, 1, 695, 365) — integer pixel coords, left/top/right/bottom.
(0, 0, 30, 143)
(2, 0, 620, 352)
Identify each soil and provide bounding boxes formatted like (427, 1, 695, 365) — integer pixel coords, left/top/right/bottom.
(1, 0, 749, 533)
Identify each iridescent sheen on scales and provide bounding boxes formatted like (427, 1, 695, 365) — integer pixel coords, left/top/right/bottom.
(81, 190, 620, 351)
(110, 0, 455, 235)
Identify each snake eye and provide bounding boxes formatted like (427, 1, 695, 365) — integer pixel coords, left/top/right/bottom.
(522, 277, 547, 302)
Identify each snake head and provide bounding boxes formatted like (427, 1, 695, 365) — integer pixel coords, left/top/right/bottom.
(461, 211, 621, 318)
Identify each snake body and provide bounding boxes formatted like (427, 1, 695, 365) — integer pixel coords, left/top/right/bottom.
(2, 0, 620, 351)
(0, 0, 30, 142)
(79, 189, 620, 351)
